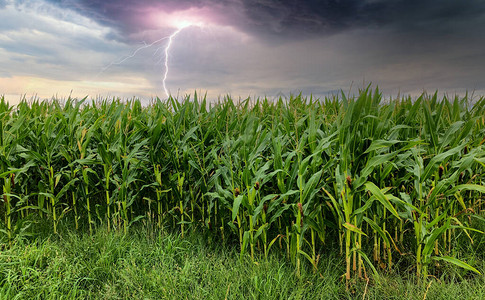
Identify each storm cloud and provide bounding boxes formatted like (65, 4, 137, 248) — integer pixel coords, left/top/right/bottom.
(47, 0, 485, 41)
(1, 0, 485, 103)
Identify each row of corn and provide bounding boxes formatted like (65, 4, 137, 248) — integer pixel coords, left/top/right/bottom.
(1, 87, 484, 282)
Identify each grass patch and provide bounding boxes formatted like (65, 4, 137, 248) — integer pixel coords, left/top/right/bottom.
(1, 223, 485, 299)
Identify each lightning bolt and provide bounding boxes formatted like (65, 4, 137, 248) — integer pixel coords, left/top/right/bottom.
(99, 36, 169, 74)
(163, 25, 189, 98)
(99, 24, 193, 99)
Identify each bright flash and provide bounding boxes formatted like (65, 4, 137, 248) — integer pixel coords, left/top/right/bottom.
(162, 25, 189, 98)
(162, 19, 204, 98)
(100, 10, 205, 99)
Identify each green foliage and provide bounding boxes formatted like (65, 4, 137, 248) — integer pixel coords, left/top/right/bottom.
(0, 89, 484, 283)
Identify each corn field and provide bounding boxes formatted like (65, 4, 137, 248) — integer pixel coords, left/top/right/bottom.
(1, 88, 485, 282)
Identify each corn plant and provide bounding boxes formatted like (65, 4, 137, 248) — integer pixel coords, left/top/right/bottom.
(0, 90, 483, 285)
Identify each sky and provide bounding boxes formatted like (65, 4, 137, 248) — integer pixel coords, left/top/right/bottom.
(1, 0, 485, 104)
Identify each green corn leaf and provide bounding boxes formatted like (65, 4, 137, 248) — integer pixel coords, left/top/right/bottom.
(302, 169, 322, 203)
(422, 219, 450, 260)
(365, 182, 401, 220)
(343, 222, 367, 236)
(0, 169, 21, 178)
(297, 249, 314, 265)
(422, 144, 464, 182)
(321, 186, 344, 222)
(232, 195, 243, 222)
(451, 184, 485, 194)
(267, 234, 285, 254)
(240, 231, 251, 259)
(432, 256, 481, 274)
(352, 197, 375, 216)
(269, 204, 291, 225)
(254, 223, 268, 240)
(363, 216, 389, 245)
(253, 194, 278, 219)
(352, 248, 380, 282)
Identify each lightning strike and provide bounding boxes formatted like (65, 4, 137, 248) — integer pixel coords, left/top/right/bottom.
(162, 25, 189, 98)
(99, 36, 169, 74)
(100, 17, 203, 98)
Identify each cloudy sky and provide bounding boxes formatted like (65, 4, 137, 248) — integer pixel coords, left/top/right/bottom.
(1, 0, 485, 103)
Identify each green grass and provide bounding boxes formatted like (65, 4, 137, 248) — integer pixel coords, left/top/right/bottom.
(0, 223, 340, 299)
(1, 222, 485, 299)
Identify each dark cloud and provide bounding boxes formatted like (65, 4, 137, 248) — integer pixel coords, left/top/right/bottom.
(3, 0, 485, 101)
(383, 0, 485, 35)
(45, 0, 485, 42)
(238, 0, 382, 38)
(49, 0, 219, 35)
(237, 0, 485, 42)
